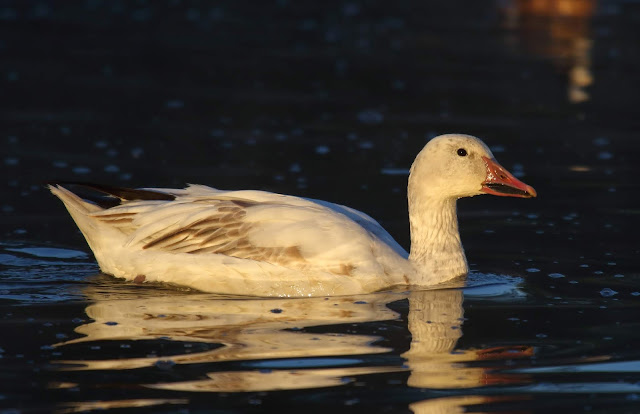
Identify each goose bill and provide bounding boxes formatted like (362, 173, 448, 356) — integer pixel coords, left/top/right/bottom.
(481, 156, 537, 198)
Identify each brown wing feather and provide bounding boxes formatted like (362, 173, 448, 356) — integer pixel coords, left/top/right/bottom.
(93, 197, 360, 275)
(100, 199, 310, 269)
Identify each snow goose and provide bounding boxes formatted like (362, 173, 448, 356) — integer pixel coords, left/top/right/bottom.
(50, 134, 536, 297)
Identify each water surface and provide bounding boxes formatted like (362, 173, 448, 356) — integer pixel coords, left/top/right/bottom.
(1, 0, 639, 412)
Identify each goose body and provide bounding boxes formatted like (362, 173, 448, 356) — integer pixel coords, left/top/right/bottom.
(50, 134, 536, 297)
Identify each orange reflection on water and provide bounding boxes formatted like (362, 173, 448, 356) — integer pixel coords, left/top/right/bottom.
(500, 0, 596, 103)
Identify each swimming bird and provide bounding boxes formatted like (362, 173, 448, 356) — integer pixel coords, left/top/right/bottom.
(50, 134, 536, 297)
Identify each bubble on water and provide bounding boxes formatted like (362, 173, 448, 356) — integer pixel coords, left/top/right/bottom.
(30, 3, 51, 18)
(4, 157, 18, 166)
(536, 333, 548, 338)
(344, 398, 360, 406)
(358, 141, 374, 149)
(248, 397, 262, 406)
(614, 274, 624, 278)
(598, 151, 613, 160)
(548, 273, 565, 279)
(0, 6, 17, 20)
(315, 145, 330, 155)
(275, 133, 287, 141)
(186, 8, 200, 21)
(299, 19, 318, 31)
(289, 163, 301, 173)
(325, 27, 340, 43)
(104, 165, 120, 173)
(94, 140, 109, 149)
(631, 292, 640, 297)
(392, 80, 405, 90)
(343, 3, 360, 16)
(526, 213, 538, 219)
(72, 166, 91, 175)
(131, 147, 144, 158)
(210, 129, 225, 138)
(155, 360, 176, 370)
(166, 100, 184, 109)
(2, 205, 14, 213)
(526, 268, 540, 273)
(357, 109, 383, 124)
(51, 161, 69, 168)
(335, 59, 349, 76)
(569, 280, 579, 284)
(580, 264, 589, 268)
(600, 288, 618, 297)
(380, 168, 409, 176)
(512, 162, 524, 172)
(593, 137, 610, 147)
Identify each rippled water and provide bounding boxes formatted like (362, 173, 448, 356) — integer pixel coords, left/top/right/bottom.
(2, 0, 640, 412)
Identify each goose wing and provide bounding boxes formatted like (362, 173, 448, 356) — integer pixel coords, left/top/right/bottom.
(90, 185, 402, 275)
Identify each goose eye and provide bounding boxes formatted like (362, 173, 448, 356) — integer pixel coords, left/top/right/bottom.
(457, 148, 467, 157)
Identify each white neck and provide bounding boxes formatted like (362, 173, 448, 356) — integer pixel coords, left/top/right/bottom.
(407, 194, 468, 285)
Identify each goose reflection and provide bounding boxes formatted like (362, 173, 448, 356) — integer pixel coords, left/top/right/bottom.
(55, 281, 530, 400)
(56, 287, 402, 374)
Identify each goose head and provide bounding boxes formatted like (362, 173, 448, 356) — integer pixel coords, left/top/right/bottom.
(409, 134, 537, 200)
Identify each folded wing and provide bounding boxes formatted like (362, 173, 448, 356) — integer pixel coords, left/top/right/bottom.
(89, 185, 403, 276)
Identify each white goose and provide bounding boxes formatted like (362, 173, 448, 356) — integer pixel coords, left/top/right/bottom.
(50, 134, 536, 297)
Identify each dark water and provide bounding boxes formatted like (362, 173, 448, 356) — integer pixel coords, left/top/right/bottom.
(2, 0, 640, 412)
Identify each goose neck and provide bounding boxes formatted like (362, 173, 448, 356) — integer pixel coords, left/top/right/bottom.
(407, 195, 468, 285)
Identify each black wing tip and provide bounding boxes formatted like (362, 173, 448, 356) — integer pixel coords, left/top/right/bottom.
(46, 181, 176, 201)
